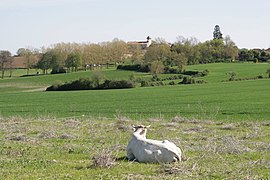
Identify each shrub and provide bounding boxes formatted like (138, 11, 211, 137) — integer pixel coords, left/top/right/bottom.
(140, 80, 164, 87)
(181, 77, 195, 84)
(151, 74, 161, 81)
(46, 78, 134, 91)
(228, 71, 237, 81)
(183, 69, 209, 77)
(117, 64, 141, 71)
(180, 77, 206, 84)
(51, 68, 66, 74)
(201, 69, 209, 76)
(267, 69, 270, 78)
(117, 64, 150, 72)
(168, 81, 176, 85)
(141, 80, 150, 87)
(102, 80, 135, 89)
(164, 66, 182, 74)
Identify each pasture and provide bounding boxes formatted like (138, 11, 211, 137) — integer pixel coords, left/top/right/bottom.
(0, 62, 270, 178)
(0, 63, 270, 120)
(0, 117, 269, 179)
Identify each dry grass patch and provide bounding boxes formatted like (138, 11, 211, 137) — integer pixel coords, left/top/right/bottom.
(0, 117, 269, 179)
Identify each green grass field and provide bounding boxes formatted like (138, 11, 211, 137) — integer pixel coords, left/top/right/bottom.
(1, 63, 270, 179)
(1, 63, 270, 120)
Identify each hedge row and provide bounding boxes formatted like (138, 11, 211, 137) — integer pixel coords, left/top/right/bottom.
(226, 75, 265, 82)
(117, 64, 150, 72)
(46, 78, 135, 91)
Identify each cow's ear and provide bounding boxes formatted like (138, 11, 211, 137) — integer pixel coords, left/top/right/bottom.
(146, 125, 151, 128)
(132, 125, 136, 131)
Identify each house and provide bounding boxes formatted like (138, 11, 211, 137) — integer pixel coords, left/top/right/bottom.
(127, 36, 152, 50)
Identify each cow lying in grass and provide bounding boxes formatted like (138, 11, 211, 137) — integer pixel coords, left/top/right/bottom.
(126, 125, 182, 163)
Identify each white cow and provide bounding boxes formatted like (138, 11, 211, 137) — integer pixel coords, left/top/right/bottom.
(126, 125, 182, 163)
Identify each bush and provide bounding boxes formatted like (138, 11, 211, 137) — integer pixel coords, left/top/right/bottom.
(180, 76, 206, 84)
(46, 78, 134, 91)
(151, 75, 161, 81)
(117, 64, 150, 72)
(101, 80, 135, 89)
(140, 80, 164, 87)
(181, 77, 195, 84)
(51, 68, 66, 74)
(164, 66, 182, 74)
(168, 81, 176, 85)
(183, 69, 209, 77)
(141, 80, 150, 87)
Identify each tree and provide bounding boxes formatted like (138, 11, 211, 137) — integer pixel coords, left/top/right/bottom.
(213, 25, 223, 40)
(144, 43, 171, 64)
(150, 60, 165, 75)
(24, 50, 36, 75)
(65, 53, 81, 72)
(17, 48, 27, 56)
(37, 51, 53, 74)
(106, 39, 128, 66)
(171, 52, 187, 70)
(50, 52, 64, 73)
(0, 50, 12, 79)
(128, 44, 143, 64)
(238, 49, 254, 62)
(172, 36, 200, 65)
(223, 35, 238, 61)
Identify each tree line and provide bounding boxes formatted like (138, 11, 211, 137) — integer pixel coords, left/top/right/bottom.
(1, 35, 270, 79)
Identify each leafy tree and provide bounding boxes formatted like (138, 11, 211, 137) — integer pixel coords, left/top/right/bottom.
(37, 51, 53, 74)
(65, 53, 81, 72)
(111, 38, 128, 64)
(128, 44, 143, 64)
(17, 48, 27, 56)
(238, 49, 254, 62)
(0, 50, 12, 79)
(171, 52, 187, 70)
(260, 51, 270, 62)
(209, 39, 225, 61)
(144, 43, 171, 63)
(22, 49, 36, 75)
(50, 52, 64, 73)
(150, 60, 165, 75)
(172, 36, 200, 65)
(223, 35, 238, 60)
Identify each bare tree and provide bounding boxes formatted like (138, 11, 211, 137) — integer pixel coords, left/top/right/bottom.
(0, 50, 12, 79)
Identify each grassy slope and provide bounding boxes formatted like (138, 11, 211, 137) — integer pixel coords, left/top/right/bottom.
(0, 69, 148, 93)
(1, 79, 270, 120)
(187, 62, 270, 83)
(0, 63, 270, 120)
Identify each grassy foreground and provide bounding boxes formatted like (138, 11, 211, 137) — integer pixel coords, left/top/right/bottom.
(0, 116, 269, 179)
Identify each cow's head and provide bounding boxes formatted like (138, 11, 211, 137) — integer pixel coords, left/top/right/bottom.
(132, 125, 150, 138)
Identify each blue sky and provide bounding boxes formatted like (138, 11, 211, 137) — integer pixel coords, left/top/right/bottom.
(1, 0, 270, 54)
